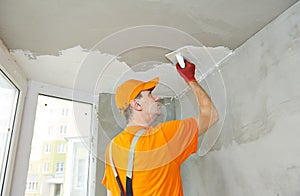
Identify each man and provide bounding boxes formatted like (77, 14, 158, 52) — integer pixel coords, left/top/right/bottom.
(102, 59, 219, 196)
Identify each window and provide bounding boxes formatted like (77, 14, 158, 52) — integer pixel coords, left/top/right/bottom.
(57, 143, 66, 153)
(76, 159, 86, 188)
(48, 125, 53, 134)
(42, 162, 49, 173)
(44, 144, 51, 153)
(56, 162, 64, 173)
(0, 70, 19, 191)
(61, 108, 69, 116)
(59, 125, 67, 134)
(25, 95, 93, 196)
(26, 181, 38, 192)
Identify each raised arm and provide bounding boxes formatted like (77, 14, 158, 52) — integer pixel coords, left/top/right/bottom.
(176, 59, 219, 135)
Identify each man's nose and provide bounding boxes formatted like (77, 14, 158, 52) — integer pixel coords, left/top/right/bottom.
(154, 95, 160, 101)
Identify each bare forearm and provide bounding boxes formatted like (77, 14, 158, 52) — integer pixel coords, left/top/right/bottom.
(189, 81, 212, 108)
(189, 81, 219, 135)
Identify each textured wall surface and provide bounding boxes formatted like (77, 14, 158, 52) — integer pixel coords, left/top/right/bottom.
(182, 2, 300, 196)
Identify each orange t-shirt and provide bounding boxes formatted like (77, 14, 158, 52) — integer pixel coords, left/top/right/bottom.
(102, 118, 198, 196)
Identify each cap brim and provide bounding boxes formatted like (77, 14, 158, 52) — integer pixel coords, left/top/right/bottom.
(142, 77, 159, 91)
(130, 77, 159, 101)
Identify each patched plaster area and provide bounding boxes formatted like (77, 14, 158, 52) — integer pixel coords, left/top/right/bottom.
(11, 45, 232, 96)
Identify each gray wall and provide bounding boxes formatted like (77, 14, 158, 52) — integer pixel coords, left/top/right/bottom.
(181, 2, 300, 196)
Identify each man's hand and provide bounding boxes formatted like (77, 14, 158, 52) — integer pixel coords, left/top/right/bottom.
(176, 59, 197, 83)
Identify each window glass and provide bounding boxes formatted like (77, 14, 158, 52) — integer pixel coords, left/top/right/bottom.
(25, 95, 92, 196)
(0, 70, 19, 192)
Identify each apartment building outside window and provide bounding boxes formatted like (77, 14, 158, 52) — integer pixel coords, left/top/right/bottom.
(25, 95, 93, 196)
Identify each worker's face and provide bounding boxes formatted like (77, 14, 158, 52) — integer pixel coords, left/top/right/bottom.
(138, 90, 161, 120)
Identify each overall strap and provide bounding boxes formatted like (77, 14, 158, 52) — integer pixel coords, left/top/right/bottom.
(109, 140, 124, 196)
(126, 129, 145, 196)
(109, 129, 145, 196)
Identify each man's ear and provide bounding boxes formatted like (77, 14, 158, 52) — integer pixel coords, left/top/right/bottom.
(130, 99, 143, 111)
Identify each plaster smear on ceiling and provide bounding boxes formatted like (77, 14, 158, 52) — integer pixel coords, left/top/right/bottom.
(11, 45, 232, 95)
(0, 0, 298, 55)
(11, 46, 131, 93)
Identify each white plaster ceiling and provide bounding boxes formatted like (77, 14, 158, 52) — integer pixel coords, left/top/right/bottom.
(0, 0, 298, 92)
(0, 0, 298, 54)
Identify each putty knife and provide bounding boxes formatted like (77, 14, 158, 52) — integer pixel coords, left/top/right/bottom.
(165, 47, 191, 68)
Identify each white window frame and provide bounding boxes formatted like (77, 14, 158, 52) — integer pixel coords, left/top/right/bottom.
(57, 143, 66, 154)
(55, 162, 64, 173)
(0, 41, 27, 196)
(61, 108, 69, 116)
(44, 143, 51, 153)
(42, 162, 49, 174)
(25, 180, 38, 193)
(10, 81, 98, 196)
(59, 124, 67, 134)
(48, 125, 53, 134)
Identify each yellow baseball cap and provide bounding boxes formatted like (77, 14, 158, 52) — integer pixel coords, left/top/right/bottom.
(115, 77, 159, 113)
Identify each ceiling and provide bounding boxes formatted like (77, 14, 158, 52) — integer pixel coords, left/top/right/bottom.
(0, 0, 298, 54)
(0, 0, 298, 90)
